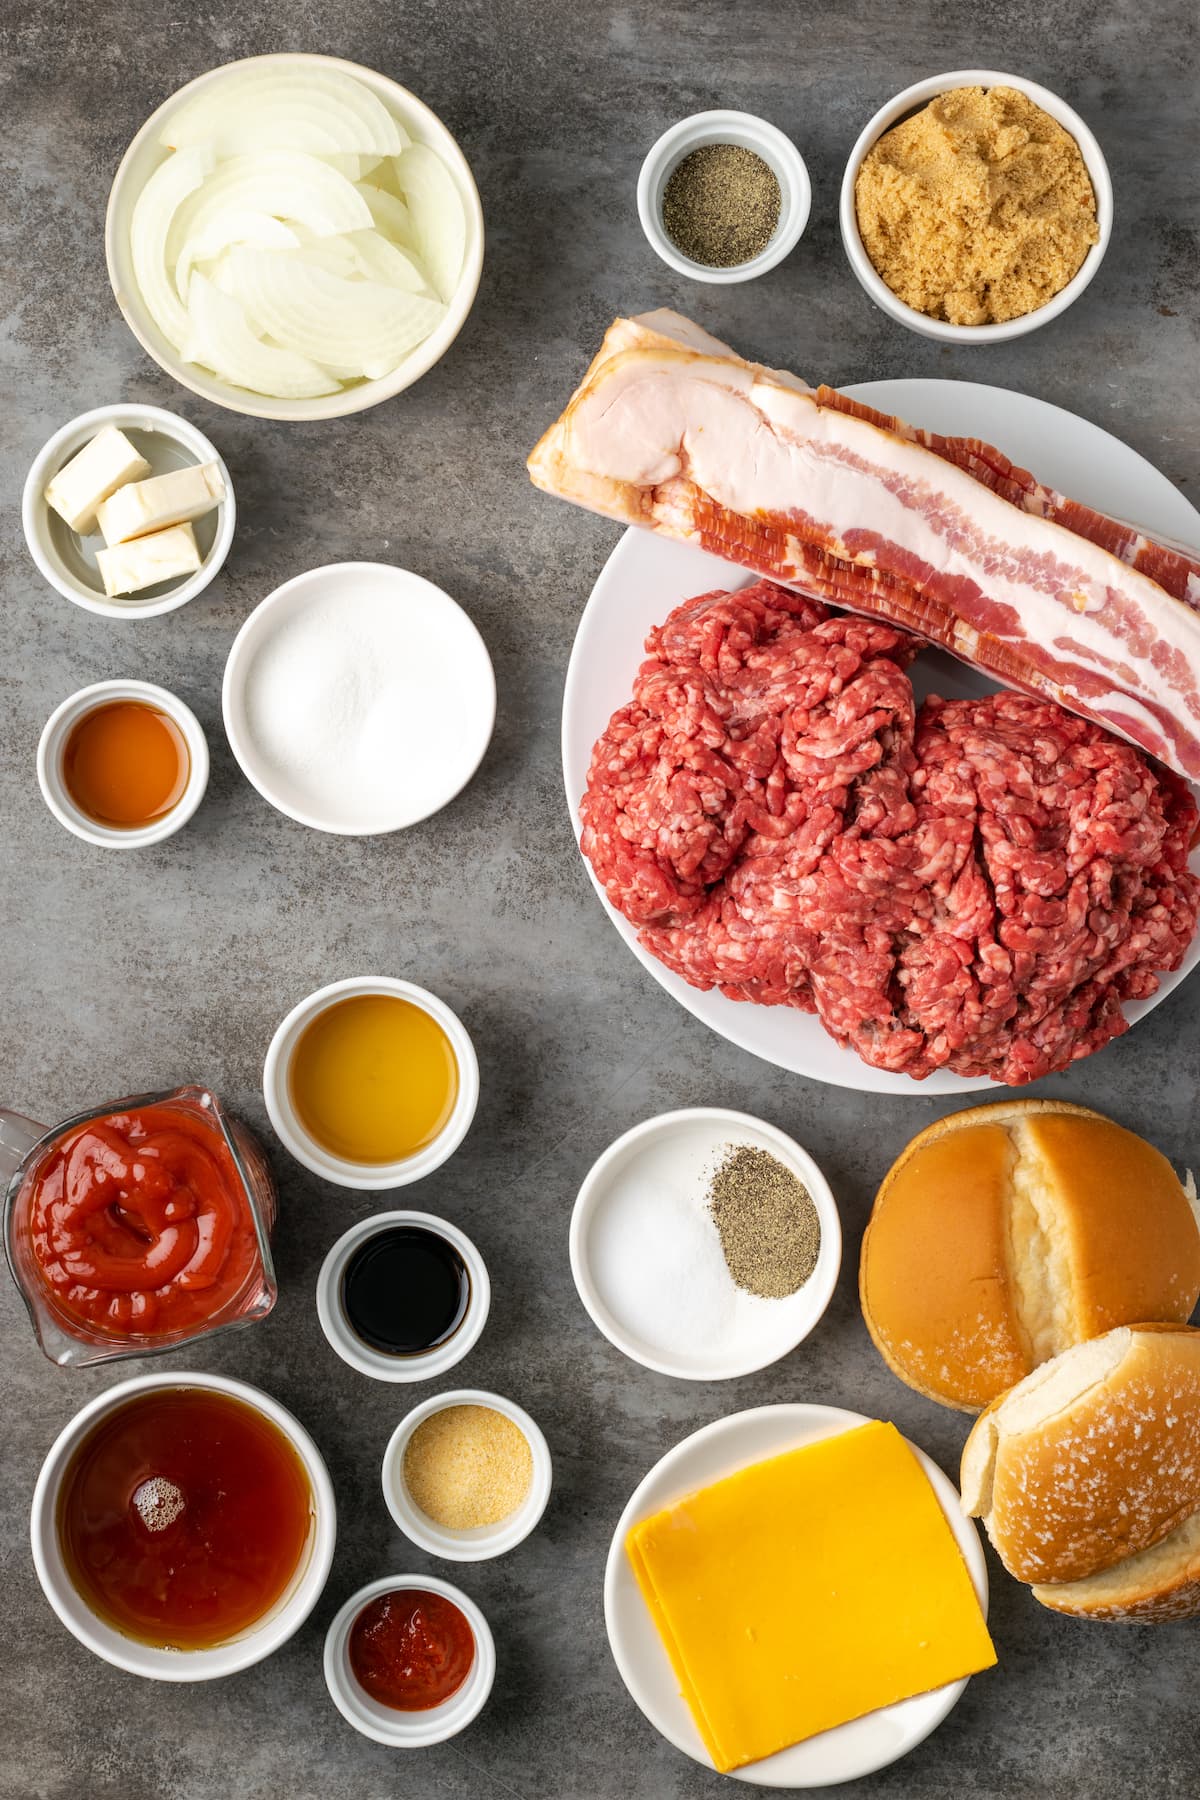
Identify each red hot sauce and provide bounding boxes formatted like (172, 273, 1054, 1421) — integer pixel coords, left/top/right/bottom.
(349, 1589, 475, 1711)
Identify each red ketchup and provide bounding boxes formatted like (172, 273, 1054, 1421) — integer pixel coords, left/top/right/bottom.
(21, 1098, 263, 1341)
(349, 1589, 475, 1711)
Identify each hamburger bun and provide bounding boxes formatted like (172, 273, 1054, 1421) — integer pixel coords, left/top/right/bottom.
(960, 1324, 1200, 1599)
(860, 1100, 1200, 1412)
(1031, 1509, 1200, 1622)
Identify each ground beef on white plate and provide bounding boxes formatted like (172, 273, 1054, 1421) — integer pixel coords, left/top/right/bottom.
(580, 580, 1200, 1084)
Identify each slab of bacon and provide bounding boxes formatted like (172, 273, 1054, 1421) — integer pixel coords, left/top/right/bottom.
(528, 310, 1200, 781)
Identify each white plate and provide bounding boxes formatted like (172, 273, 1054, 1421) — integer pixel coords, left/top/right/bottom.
(224, 561, 495, 835)
(604, 1403, 988, 1788)
(569, 1108, 841, 1379)
(562, 379, 1200, 1093)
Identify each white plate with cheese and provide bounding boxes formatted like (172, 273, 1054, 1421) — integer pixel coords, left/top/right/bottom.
(604, 1403, 989, 1787)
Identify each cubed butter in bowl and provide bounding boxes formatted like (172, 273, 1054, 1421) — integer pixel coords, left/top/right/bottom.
(23, 403, 234, 618)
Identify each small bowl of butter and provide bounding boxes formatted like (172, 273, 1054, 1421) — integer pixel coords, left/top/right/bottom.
(22, 402, 235, 617)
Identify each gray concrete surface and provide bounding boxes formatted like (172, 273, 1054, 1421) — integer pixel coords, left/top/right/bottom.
(2, 2, 1199, 1796)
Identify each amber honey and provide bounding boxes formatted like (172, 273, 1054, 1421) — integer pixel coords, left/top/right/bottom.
(57, 1388, 313, 1650)
(289, 994, 459, 1165)
(62, 699, 190, 827)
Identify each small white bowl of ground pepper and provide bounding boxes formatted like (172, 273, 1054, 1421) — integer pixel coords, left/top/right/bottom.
(383, 1389, 553, 1562)
(638, 110, 812, 283)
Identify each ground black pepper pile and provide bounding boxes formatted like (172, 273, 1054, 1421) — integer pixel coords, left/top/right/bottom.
(661, 143, 782, 268)
(708, 1144, 821, 1298)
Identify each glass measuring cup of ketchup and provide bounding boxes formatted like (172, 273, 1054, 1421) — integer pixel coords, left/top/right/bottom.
(2, 1086, 277, 1367)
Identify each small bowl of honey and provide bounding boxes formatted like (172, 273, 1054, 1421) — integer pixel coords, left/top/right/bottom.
(37, 678, 209, 849)
(263, 976, 480, 1190)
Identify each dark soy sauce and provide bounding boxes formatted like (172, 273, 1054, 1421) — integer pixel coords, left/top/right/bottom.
(341, 1225, 470, 1356)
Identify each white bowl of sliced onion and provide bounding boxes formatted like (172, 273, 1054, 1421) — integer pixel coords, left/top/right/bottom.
(105, 54, 484, 421)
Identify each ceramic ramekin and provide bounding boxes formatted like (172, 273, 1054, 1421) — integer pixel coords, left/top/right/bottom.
(383, 1387, 553, 1562)
(37, 678, 210, 849)
(263, 976, 480, 1190)
(22, 403, 235, 617)
(30, 1369, 337, 1681)
(105, 53, 484, 422)
(637, 109, 811, 284)
(316, 1209, 490, 1382)
(324, 1574, 496, 1746)
(840, 69, 1113, 343)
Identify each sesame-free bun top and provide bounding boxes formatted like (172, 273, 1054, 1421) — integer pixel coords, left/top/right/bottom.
(960, 1324, 1200, 1592)
(859, 1100, 1200, 1412)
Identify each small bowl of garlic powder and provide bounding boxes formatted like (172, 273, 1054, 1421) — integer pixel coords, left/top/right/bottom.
(383, 1389, 553, 1562)
(840, 69, 1113, 342)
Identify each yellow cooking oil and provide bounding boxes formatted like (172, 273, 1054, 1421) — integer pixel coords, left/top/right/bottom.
(288, 995, 459, 1164)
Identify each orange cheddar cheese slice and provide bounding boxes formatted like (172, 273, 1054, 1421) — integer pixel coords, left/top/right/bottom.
(626, 1420, 996, 1773)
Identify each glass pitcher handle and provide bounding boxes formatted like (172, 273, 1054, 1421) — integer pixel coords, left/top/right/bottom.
(0, 1109, 47, 1186)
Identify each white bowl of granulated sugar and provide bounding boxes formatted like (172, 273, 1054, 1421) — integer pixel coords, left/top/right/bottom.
(222, 561, 496, 835)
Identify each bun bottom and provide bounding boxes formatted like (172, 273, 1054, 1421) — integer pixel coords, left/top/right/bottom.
(1033, 1507, 1200, 1622)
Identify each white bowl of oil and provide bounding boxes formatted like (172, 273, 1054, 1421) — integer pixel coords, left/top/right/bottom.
(263, 976, 479, 1190)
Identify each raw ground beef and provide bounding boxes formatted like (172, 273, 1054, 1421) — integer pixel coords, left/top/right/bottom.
(580, 580, 1200, 1084)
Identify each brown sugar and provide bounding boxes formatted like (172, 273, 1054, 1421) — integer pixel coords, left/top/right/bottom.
(854, 85, 1099, 326)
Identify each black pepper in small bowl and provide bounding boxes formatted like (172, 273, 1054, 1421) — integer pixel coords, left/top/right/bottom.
(662, 143, 782, 269)
(708, 1143, 821, 1299)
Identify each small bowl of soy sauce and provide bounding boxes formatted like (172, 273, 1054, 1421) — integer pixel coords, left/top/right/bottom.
(316, 1211, 490, 1383)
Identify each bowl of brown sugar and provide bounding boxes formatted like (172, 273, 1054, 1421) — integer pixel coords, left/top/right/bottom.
(637, 109, 811, 284)
(840, 70, 1112, 342)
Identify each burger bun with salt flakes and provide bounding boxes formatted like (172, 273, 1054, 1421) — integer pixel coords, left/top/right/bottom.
(961, 1324, 1200, 1621)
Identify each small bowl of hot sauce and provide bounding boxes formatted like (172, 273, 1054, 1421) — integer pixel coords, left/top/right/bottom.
(37, 678, 209, 848)
(323, 1575, 495, 1746)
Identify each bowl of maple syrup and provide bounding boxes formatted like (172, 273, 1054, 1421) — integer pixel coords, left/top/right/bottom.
(31, 1369, 337, 1678)
(37, 678, 209, 849)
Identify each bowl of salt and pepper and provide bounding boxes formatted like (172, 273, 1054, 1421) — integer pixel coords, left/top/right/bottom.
(570, 1108, 841, 1380)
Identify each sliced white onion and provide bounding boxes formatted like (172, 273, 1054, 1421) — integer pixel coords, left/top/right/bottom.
(322, 153, 386, 183)
(175, 209, 301, 303)
(342, 229, 432, 292)
(167, 151, 372, 265)
(322, 153, 363, 181)
(184, 271, 340, 398)
(283, 233, 361, 278)
(356, 181, 416, 249)
(161, 68, 408, 158)
(130, 145, 216, 350)
(224, 249, 444, 381)
(394, 144, 466, 302)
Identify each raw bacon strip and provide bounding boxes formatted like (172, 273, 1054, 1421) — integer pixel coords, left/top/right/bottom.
(529, 310, 1200, 780)
(816, 386, 1200, 608)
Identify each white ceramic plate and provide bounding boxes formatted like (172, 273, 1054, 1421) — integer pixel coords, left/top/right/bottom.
(562, 379, 1200, 1094)
(569, 1108, 841, 1379)
(224, 562, 495, 835)
(604, 1402, 988, 1788)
